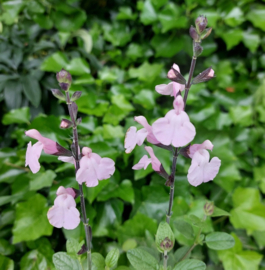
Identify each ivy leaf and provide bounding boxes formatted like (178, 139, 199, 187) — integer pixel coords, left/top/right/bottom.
(0, 254, 14, 270)
(247, 6, 265, 31)
(40, 52, 68, 72)
(12, 194, 53, 243)
(2, 107, 30, 125)
(140, 0, 157, 25)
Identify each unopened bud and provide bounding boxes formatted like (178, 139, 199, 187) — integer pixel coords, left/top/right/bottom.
(56, 69, 72, 91)
(72, 102, 78, 120)
(193, 42, 203, 57)
(160, 237, 174, 251)
(200, 27, 212, 40)
(167, 64, 186, 85)
(51, 89, 65, 101)
(189, 26, 200, 41)
(76, 117, 82, 125)
(77, 244, 88, 255)
(60, 119, 73, 129)
(71, 91, 82, 101)
(192, 67, 215, 84)
(204, 201, 214, 216)
(195, 15, 208, 33)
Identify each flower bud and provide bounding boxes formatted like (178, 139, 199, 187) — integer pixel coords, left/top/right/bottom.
(160, 237, 174, 251)
(76, 117, 82, 125)
(51, 89, 66, 101)
(193, 42, 203, 57)
(200, 27, 212, 40)
(60, 119, 73, 129)
(195, 15, 208, 33)
(71, 91, 82, 101)
(167, 64, 186, 85)
(56, 69, 72, 91)
(192, 67, 215, 84)
(204, 201, 214, 216)
(77, 244, 88, 255)
(189, 26, 200, 41)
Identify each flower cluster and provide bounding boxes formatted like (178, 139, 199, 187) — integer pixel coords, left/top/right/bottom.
(125, 64, 220, 187)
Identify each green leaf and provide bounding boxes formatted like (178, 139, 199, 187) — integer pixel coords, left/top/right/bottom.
(140, 0, 157, 25)
(92, 252, 105, 270)
(220, 29, 243, 50)
(242, 31, 260, 53)
(105, 248, 119, 268)
(52, 9, 86, 32)
(133, 90, 155, 110)
(12, 194, 53, 243)
(40, 52, 68, 72)
(53, 252, 82, 270)
(122, 239, 137, 252)
(175, 220, 195, 240)
(230, 187, 265, 232)
(0, 254, 14, 270)
(155, 221, 175, 252)
(74, 29, 93, 53)
(2, 107, 30, 125)
(0, 239, 15, 256)
(229, 106, 253, 127)
(29, 170, 57, 191)
(22, 76, 41, 107)
(173, 259, 206, 270)
(224, 7, 245, 27)
(158, 3, 187, 33)
(205, 232, 235, 250)
(20, 250, 48, 270)
(218, 233, 262, 270)
(247, 6, 265, 31)
(127, 248, 158, 270)
(4, 80, 22, 109)
(33, 14, 53, 29)
(151, 35, 184, 57)
(116, 7, 137, 20)
(129, 62, 163, 82)
(212, 207, 230, 217)
(66, 58, 90, 76)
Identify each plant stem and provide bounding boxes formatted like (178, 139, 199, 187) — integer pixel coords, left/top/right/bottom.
(180, 244, 197, 261)
(163, 251, 168, 270)
(66, 92, 92, 270)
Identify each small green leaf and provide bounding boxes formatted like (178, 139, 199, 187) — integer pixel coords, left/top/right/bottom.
(212, 207, 230, 217)
(140, 0, 157, 25)
(20, 250, 47, 270)
(105, 248, 119, 268)
(247, 6, 265, 31)
(40, 52, 68, 72)
(127, 248, 158, 270)
(173, 259, 206, 270)
(92, 252, 105, 269)
(12, 194, 53, 243)
(155, 221, 175, 253)
(0, 239, 15, 256)
(66, 58, 90, 76)
(29, 170, 57, 191)
(242, 31, 260, 53)
(175, 220, 194, 240)
(0, 254, 14, 270)
(122, 239, 137, 252)
(205, 232, 235, 250)
(224, 7, 244, 27)
(2, 107, 30, 125)
(53, 252, 82, 270)
(22, 75, 41, 108)
(74, 29, 93, 53)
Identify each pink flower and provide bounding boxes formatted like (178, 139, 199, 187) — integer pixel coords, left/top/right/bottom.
(208, 68, 214, 77)
(76, 147, 115, 187)
(155, 82, 185, 98)
(188, 140, 213, 158)
(25, 129, 58, 173)
(132, 146, 161, 172)
(167, 64, 181, 80)
(152, 95, 196, 147)
(124, 116, 160, 153)
(187, 149, 221, 187)
(47, 186, 80, 230)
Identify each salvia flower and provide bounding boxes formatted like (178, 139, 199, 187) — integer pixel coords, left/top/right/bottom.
(47, 186, 80, 230)
(155, 82, 185, 98)
(167, 63, 186, 85)
(187, 149, 221, 186)
(25, 129, 71, 173)
(76, 147, 115, 187)
(188, 140, 213, 158)
(152, 95, 196, 147)
(124, 116, 160, 153)
(133, 146, 162, 170)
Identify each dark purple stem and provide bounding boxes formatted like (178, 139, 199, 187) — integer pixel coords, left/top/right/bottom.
(66, 91, 91, 270)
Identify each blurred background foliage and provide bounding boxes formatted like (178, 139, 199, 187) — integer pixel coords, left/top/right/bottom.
(1, 0, 265, 269)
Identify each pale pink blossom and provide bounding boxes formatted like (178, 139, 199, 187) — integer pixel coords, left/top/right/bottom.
(187, 149, 221, 187)
(188, 140, 213, 158)
(124, 116, 160, 153)
(152, 96, 196, 147)
(155, 82, 185, 98)
(132, 146, 161, 172)
(208, 68, 214, 77)
(76, 147, 115, 187)
(25, 129, 58, 173)
(167, 64, 181, 80)
(47, 186, 80, 230)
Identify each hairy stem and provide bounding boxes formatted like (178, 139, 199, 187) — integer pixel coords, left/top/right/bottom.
(163, 251, 168, 270)
(66, 92, 92, 270)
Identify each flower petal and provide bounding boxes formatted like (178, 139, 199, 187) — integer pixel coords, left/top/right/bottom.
(25, 141, 43, 173)
(132, 155, 151, 170)
(144, 146, 161, 171)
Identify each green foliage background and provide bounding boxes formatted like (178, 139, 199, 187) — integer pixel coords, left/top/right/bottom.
(1, 0, 265, 269)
